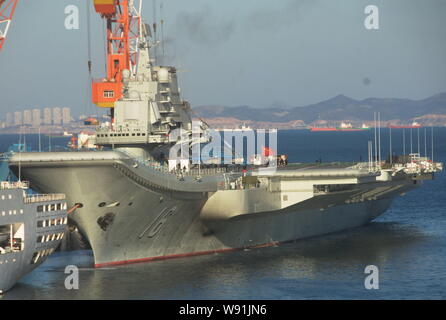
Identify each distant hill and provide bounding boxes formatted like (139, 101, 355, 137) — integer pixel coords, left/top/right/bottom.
(193, 92, 446, 127)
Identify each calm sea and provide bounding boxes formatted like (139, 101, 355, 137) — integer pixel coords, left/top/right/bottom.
(1, 128, 445, 300)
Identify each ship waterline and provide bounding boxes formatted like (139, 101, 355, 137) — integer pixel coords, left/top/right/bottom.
(9, 151, 420, 267)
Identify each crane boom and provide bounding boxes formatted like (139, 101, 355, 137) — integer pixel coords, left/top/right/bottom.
(92, 0, 142, 108)
(0, 0, 18, 51)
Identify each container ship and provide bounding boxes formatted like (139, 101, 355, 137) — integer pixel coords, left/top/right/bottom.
(8, 1, 443, 267)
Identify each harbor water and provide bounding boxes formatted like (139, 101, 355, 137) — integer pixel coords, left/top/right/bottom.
(1, 128, 445, 299)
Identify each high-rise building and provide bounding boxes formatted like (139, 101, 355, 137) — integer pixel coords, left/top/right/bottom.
(32, 109, 41, 127)
(53, 107, 62, 125)
(5, 113, 13, 127)
(43, 108, 52, 125)
(62, 107, 71, 124)
(14, 112, 22, 126)
(23, 110, 33, 126)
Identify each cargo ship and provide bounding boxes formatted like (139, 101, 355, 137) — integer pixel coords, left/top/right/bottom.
(388, 122, 422, 129)
(8, 1, 442, 268)
(310, 123, 370, 132)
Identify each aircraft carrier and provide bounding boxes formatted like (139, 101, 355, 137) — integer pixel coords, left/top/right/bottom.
(8, 0, 443, 267)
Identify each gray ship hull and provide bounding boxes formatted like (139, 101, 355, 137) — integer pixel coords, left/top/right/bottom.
(12, 0, 435, 269)
(0, 188, 67, 293)
(9, 152, 418, 267)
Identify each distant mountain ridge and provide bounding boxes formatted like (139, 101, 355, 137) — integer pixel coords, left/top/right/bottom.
(193, 92, 446, 125)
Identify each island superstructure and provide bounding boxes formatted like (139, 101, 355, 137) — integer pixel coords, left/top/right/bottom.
(8, 0, 443, 267)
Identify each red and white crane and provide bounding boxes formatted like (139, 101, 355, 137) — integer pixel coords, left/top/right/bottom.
(0, 0, 18, 51)
(91, 0, 142, 109)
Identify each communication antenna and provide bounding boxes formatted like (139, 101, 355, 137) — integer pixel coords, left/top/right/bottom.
(48, 129, 52, 152)
(23, 127, 26, 151)
(374, 112, 377, 165)
(378, 112, 381, 165)
(389, 126, 392, 165)
(410, 127, 413, 154)
(38, 127, 41, 152)
(153, 0, 158, 62)
(431, 126, 434, 161)
(160, 0, 165, 59)
(417, 127, 420, 155)
(424, 127, 427, 157)
(18, 126, 22, 182)
(403, 128, 406, 155)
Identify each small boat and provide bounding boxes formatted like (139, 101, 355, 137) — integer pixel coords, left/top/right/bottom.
(84, 117, 99, 126)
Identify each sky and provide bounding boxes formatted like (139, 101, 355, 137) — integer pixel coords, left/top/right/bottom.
(0, 0, 445, 117)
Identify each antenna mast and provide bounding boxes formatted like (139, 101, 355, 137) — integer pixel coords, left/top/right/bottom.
(152, 0, 157, 62)
(431, 126, 434, 161)
(389, 126, 392, 165)
(403, 128, 406, 155)
(160, 0, 165, 60)
(417, 127, 420, 154)
(378, 112, 381, 165)
(374, 112, 377, 166)
(18, 126, 21, 181)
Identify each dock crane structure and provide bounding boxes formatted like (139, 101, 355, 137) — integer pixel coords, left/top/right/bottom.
(91, 0, 143, 110)
(0, 0, 18, 51)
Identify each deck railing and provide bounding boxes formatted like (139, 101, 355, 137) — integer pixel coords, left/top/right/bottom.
(120, 150, 247, 176)
(24, 194, 66, 203)
(0, 181, 30, 190)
